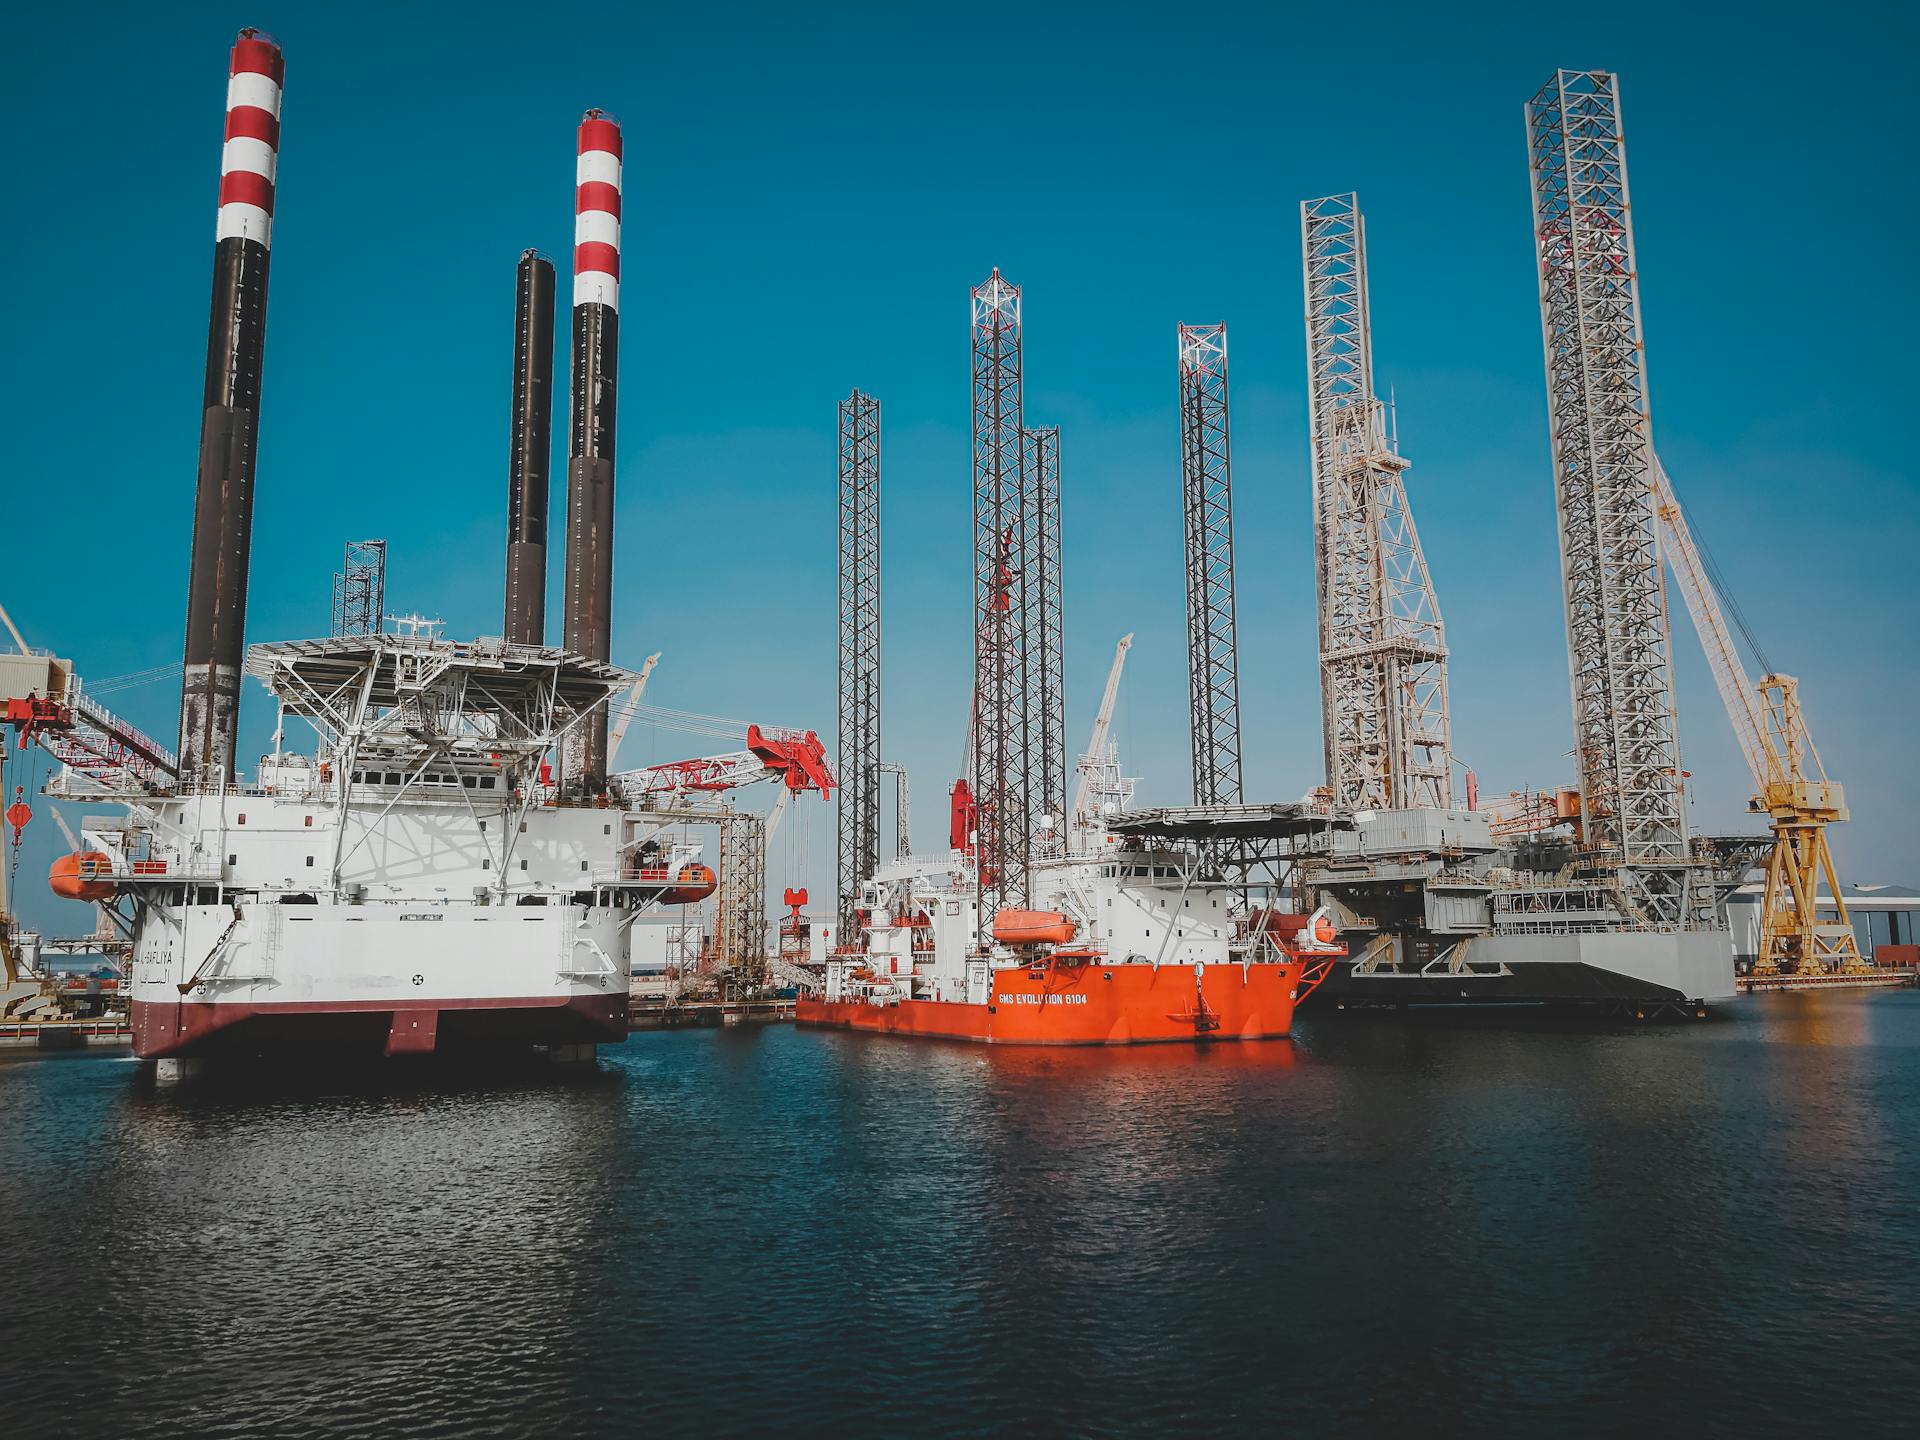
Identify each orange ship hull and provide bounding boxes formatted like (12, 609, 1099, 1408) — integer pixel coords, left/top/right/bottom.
(796, 959, 1309, 1045)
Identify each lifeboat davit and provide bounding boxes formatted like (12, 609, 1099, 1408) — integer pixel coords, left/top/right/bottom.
(993, 908, 1078, 947)
(1263, 907, 1341, 951)
(663, 863, 717, 905)
(49, 851, 116, 902)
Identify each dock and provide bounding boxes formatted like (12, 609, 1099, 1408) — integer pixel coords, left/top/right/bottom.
(1737, 968, 1917, 994)
(0, 1019, 132, 1052)
(627, 998, 796, 1032)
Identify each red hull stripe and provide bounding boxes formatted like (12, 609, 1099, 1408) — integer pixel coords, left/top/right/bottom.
(578, 117, 623, 159)
(574, 242, 620, 279)
(225, 105, 281, 148)
(576, 181, 622, 218)
(231, 36, 285, 84)
(219, 170, 275, 213)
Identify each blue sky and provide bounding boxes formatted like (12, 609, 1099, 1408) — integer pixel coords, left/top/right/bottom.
(5, 1, 1915, 931)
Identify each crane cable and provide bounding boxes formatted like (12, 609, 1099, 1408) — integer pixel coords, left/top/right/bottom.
(1668, 483, 1773, 677)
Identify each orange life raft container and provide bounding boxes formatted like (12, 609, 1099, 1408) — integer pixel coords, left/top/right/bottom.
(49, 851, 117, 902)
(992, 908, 1079, 947)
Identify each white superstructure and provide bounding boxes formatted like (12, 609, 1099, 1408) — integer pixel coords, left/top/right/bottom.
(63, 630, 707, 1059)
(824, 843, 1316, 1008)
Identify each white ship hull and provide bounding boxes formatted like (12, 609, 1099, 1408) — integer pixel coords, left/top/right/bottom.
(84, 635, 710, 1061)
(130, 899, 630, 1058)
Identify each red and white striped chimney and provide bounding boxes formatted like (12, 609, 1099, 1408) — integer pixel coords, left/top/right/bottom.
(180, 28, 284, 787)
(573, 111, 622, 309)
(217, 32, 283, 247)
(561, 110, 623, 791)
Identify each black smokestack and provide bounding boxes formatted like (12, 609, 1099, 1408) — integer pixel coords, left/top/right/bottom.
(563, 110, 622, 791)
(180, 29, 284, 788)
(505, 250, 555, 646)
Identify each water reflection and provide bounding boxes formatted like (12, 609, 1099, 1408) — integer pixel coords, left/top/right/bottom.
(0, 994, 1914, 1436)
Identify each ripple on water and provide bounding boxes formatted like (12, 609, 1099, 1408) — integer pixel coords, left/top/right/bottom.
(1, 991, 1916, 1438)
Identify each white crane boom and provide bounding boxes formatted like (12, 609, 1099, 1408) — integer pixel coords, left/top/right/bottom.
(1070, 634, 1133, 852)
(604, 652, 661, 770)
(1651, 458, 1767, 791)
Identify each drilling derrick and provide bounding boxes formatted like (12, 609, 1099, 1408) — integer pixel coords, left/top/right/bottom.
(1526, 71, 1691, 927)
(1176, 325, 1243, 811)
(1021, 424, 1065, 851)
(1301, 196, 1450, 811)
(971, 270, 1029, 939)
(837, 390, 882, 939)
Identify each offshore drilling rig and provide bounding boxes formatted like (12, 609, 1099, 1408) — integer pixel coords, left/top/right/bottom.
(1292, 76, 1737, 1010)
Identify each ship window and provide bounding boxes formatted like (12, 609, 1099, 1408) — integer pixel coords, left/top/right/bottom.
(520, 859, 529, 870)
(479, 821, 487, 832)
(603, 824, 611, 835)
(463, 776, 478, 789)
(237, 814, 246, 825)
(482, 859, 492, 870)
(227, 854, 236, 867)
(305, 856, 314, 867)
(580, 861, 589, 872)
(385, 772, 401, 785)
(481, 776, 498, 789)
(519, 822, 529, 833)
(304, 815, 313, 828)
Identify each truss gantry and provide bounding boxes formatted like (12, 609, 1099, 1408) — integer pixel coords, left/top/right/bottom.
(971, 270, 1029, 938)
(1021, 423, 1065, 851)
(1526, 71, 1690, 927)
(1176, 324, 1244, 810)
(1300, 194, 1451, 813)
(836, 390, 882, 938)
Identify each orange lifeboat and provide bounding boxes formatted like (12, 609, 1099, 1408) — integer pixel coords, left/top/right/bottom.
(992, 908, 1078, 947)
(49, 851, 116, 902)
(663, 863, 717, 905)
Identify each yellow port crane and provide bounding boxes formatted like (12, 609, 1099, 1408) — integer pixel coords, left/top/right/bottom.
(1652, 457, 1867, 975)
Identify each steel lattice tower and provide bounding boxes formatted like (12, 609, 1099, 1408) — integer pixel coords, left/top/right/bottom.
(715, 809, 768, 995)
(1021, 424, 1066, 849)
(971, 270, 1029, 936)
(331, 539, 387, 638)
(1526, 71, 1690, 927)
(1177, 325, 1243, 809)
(836, 390, 882, 938)
(1301, 194, 1452, 812)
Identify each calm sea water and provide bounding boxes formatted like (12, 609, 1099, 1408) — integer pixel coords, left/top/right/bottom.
(2, 991, 1916, 1438)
